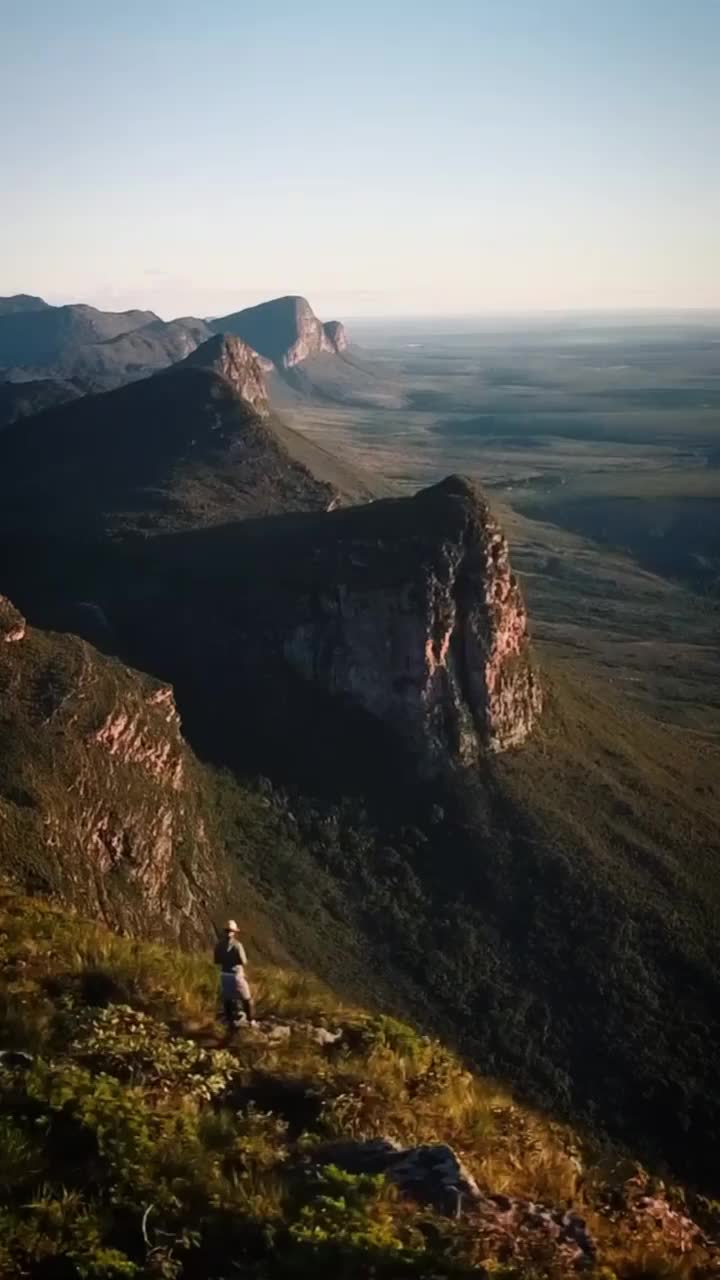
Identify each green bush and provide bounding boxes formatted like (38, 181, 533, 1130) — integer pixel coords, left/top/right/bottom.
(287, 1165, 425, 1264)
(69, 1004, 237, 1097)
(0, 1115, 45, 1192)
(0, 1190, 137, 1279)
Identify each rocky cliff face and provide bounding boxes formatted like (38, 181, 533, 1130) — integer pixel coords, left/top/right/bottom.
(277, 477, 542, 767)
(131, 476, 541, 778)
(322, 319, 349, 353)
(1, 595, 26, 642)
(177, 332, 271, 416)
(211, 296, 349, 369)
(0, 597, 230, 941)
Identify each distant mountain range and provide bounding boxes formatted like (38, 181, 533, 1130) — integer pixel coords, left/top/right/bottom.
(0, 291, 375, 403)
(0, 333, 380, 550)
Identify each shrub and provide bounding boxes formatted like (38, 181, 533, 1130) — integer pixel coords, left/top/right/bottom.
(0, 1115, 45, 1192)
(68, 1004, 237, 1098)
(0, 1190, 137, 1279)
(288, 1165, 424, 1260)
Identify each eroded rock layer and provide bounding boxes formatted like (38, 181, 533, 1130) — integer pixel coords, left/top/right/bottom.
(0, 598, 229, 940)
(277, 476, 542, 766)
(176, 332, 272, 416)
(139, 476, 541, 776)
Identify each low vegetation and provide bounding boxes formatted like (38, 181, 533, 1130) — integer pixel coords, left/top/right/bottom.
(1, 884, 719, 1279)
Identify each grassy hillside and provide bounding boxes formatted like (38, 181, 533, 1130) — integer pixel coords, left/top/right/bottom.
(1, 884, 718, 1279)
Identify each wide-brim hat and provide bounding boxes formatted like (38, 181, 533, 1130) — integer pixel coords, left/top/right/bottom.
(225, 919, 238, 932)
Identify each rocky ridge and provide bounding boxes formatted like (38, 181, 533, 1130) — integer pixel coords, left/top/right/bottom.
(0, 596, 230, 941)
(177, 331, 271, 417)
(1, 595, 27, 643)
(0, 293, 357, 401)
(322, 318, 349, 352)
(0, 349, 376, 548)
(0, 300, 158, 369)
(0, 295, 213, 392)
(0, 464, 540, 779)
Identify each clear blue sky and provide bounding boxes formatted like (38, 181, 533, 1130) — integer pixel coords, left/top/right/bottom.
(1, 0, 718, 318)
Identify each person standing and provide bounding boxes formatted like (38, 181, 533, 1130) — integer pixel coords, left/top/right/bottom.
(214, 919, 255, 1028)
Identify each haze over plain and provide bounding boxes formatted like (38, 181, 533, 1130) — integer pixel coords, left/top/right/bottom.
(2, 0, 719, 317)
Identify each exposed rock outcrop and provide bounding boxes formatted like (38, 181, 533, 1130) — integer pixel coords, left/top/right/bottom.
(0, 301, 158, 369)
(211, 295, 349, 369)
(280, 476, 541, 762)
(0, 595, 26, 642)
(0, 598, 230, 941)
(128, 475, 541, 777)
(1, 291, 362, 399)
(234, 476, 541, 769)
(310, 1138, 595, 1263)
(322, 319, 349, 353)
(177, 332, 271, 416)
(312, 1138, 482, 1211)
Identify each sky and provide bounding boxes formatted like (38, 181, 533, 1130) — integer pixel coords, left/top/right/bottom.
(1, 0, 719, 319)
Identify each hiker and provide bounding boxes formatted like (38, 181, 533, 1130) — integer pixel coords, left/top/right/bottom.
(214, 919, 255, 1028)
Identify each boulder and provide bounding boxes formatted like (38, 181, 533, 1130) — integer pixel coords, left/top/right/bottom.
(309, 1137, 596, 1262)
(310, 1138, 480, 1212)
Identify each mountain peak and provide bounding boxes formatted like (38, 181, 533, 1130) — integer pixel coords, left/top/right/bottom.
(175, 332, 270, 417)
(0, 293, 51, 315)
(211, 295, 350, 369)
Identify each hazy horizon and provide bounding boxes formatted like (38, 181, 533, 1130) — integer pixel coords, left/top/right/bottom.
(2, 0, 719, 317)
(23, 296, 720, 329)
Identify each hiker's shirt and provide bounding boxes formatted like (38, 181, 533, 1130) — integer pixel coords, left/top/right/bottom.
(214, 938, 248, 973)
(214, 938, 250, 999)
